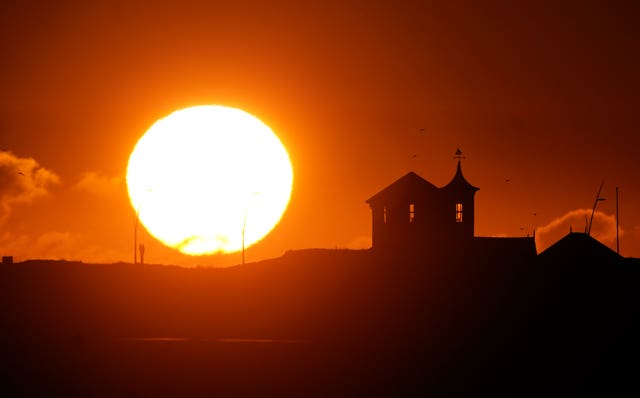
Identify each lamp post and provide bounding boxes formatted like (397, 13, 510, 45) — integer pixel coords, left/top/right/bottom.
(133, 189, 152, 264)
(134, 205, 141, 264)
(242, 207, 248, 265)
(587, 180, 606, 236)
(241, 191, 260, 265)
(616, 187, 620, 254)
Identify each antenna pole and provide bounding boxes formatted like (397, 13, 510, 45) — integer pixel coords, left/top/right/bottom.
(587, 179, 604, 236)
(616, 186, 619, 254)
(242, 207, 247, 265)
(134, 206, 140, 264)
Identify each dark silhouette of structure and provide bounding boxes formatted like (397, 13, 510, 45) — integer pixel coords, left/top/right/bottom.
(366, 149, 536, 259)
(139, 244, 146, 265)
(1, 149, 638, 398)
(538, 230, 622, 264)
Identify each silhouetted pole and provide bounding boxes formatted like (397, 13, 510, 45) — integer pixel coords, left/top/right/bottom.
(242, 207, 248, 265)
(133, 189, 153, 264)
(587, 180, 605, 236)
(241, 191, 260, 265)
(134, 206, 141, 264)
(616, 186, 620, 254)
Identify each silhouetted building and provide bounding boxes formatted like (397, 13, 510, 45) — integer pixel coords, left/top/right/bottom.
(366, 150, 536, 259)
(538, 231, 622, 265)
(2, 256, 13, 265)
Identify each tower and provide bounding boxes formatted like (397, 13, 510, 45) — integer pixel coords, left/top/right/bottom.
(366, 149, 479, 253)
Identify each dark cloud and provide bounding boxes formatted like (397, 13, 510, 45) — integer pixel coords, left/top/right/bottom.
(0, 150, 60, 223)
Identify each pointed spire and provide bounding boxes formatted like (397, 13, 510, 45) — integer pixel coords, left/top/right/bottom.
(443, 148, 478, 192)
(454, 148, 466, 172)
(454, 148, 465, 161)
(454, 148, 465, 177)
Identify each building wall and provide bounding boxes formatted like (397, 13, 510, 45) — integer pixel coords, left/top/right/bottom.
(370, 190, 475, 253)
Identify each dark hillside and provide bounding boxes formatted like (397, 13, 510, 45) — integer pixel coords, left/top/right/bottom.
(1, 250, 638, 397)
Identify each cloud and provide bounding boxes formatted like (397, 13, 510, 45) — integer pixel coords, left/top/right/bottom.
(347, 235, 372, 250)
(535, 208, 621, 253)
(74, 171, 124, 196)
(0, 230, 125, 263)
(0, 150, 60, 223)
(0, 231, 78, 262)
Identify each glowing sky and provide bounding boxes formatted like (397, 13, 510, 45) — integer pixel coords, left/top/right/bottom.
(1, 1, 638, 266)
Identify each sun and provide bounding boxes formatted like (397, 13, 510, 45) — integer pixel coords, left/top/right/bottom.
(126, 105, 294, 256)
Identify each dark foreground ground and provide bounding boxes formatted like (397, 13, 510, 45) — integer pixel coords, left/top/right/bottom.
(1, 249, 639, 397)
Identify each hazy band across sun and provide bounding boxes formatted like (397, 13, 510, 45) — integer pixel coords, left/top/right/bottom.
(126, 105, 294, 256)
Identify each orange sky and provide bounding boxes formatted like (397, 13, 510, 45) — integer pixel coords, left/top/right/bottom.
(1, 0, 639, 266)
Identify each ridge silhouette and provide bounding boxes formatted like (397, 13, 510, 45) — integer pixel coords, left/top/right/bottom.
(1, 247, 637, 397)
(1, 154, 638, 397)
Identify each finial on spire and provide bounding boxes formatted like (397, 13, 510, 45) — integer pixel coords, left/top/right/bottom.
(454, 148, 465, 161)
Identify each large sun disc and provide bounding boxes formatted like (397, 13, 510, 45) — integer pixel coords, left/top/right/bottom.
(126, 105, 293, 255)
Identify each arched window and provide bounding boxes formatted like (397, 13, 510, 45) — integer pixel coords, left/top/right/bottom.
(409, 203, 415, 223)
(455, 203, 463, 222)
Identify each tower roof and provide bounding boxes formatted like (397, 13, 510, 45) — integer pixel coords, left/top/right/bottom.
(442, 160, 479, 192)
(366, 171, 438, 205)
(538, 232, 621, 263)
(366, 150, 479, 205)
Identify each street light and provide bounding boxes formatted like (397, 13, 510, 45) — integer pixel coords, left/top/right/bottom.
(134, 205, 141, 264)
(587, 180, 605, 236)
(133, 189, 153, 264)
(242, 191, 260, 265)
